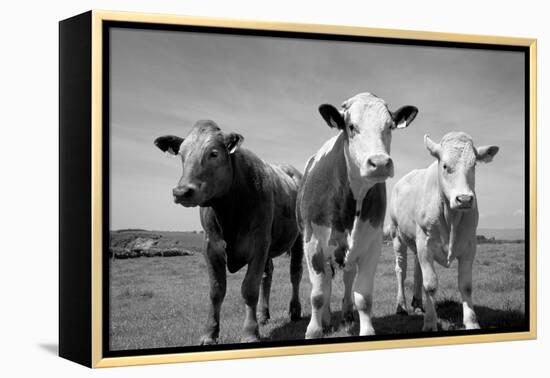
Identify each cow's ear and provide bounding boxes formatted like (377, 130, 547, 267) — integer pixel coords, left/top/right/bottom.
(224, 133, 244, 154)
(476, 145, 499, 163)
(319, 104, 345, 129)
(391, 106, 418, 129)
(154, 135, 184, 155)
(424, 134, 441, 159)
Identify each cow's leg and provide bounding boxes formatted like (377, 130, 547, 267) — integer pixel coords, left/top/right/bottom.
(342, 263, 357, 330)
(322, 270, 333, 330)
(200, 240, 227, 345)
(393, 236, 408, 315)
(289, 236, 303, 321)
(353, 238, 383, 336)
(240, 248, 269, 343)
(417, 233, 438, 332)
(458, 246, 480, 330)
(411, 256, 424, 313)
(305, 237, 330, 339)
(258, 258, 274, 325)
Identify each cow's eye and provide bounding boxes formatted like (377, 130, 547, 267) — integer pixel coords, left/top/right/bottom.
(442, 163, 454, 173)
(209, 150, 219, 159)
(348, 125, 357, 134)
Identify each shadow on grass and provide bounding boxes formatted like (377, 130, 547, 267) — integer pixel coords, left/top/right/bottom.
(436, 299, 526, 330)
(266, 315, 311, 342)
(266, 299, 525, 340)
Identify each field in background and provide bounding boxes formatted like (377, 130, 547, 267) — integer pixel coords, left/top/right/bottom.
(109, 231, 526, 351)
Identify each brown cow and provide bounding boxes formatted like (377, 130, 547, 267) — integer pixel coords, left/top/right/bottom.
(155, 120, 303, 344)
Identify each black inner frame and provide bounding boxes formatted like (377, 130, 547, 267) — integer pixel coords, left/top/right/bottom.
(102, 20, 531, 358)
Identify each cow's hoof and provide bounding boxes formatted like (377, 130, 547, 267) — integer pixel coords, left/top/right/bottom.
(241, 326, 260, 343)
(199, 335, 218, 345)
(422, 323, 438, 332)
(240, 333, 260, 343)
(289, 300, 302, 321)
(465, 322, 481, 330)
(411, 297, 424, 314)
(395, 304, 408, 316)
(359, 328, 376, 337)
(305, 325, 323, 339)
(259, 310, 270, 325)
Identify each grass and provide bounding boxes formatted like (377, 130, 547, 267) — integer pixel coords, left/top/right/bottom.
(109, 241, 526, 351)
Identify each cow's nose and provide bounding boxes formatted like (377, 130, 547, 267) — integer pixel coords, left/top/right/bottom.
(367, 154, 392, 170)
(173, 185, 196, 201)
(456, 194, 474, 206)
(366, 154, 393, 177)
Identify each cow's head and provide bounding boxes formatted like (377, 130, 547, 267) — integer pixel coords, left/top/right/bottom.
(319, 93, 417, 186)
(154, 120, 243, 207)
(425, 132, 499, 211)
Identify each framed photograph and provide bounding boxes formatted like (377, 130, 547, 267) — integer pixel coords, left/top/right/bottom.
(59, 10, 537, 368)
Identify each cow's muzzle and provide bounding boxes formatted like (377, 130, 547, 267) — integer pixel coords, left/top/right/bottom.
(365, 154, 394, 179)
(454, 194, 474, 210)
(173, 184, 199, 206)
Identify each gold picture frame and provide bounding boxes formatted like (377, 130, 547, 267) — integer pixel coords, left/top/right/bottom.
(59, 9, 537, 368)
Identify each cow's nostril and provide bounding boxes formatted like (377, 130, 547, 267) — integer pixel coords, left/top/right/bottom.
(367, 158, 377, 168)
(182, 187, 194, 199)
(173, 185, 196, 200)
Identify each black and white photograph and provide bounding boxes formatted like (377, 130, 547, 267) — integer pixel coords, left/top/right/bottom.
(106, 23, 529, 354)
(4, 0, 548, 374)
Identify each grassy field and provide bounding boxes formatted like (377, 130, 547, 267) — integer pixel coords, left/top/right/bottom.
(109, 234, 526, 351)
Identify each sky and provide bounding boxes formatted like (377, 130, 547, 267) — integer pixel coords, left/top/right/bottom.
(109, 27, 525, 232)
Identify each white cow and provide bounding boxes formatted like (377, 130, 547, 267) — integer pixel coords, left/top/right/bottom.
(297, 92, 418, 338)
(388, 132, 499, 331)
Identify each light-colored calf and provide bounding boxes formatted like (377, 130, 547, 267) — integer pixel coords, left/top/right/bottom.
(388, 132, 499, 331)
